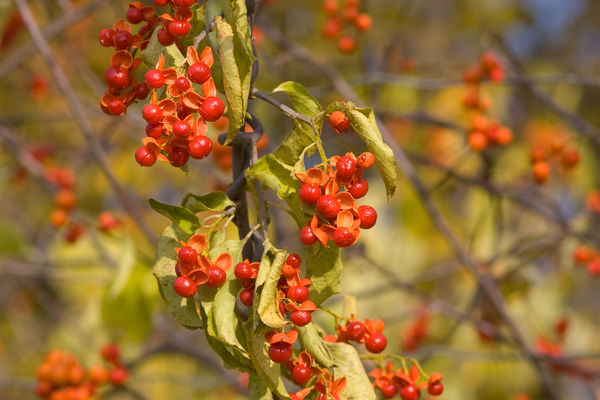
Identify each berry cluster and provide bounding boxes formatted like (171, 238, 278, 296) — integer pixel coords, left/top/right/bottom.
(297, 152, 377, 248)
(35, 344, 128, 400)
(572, 245, 600, 277)
(370, 363, 444, 399)
(173, 233, 231, 297)
(529, 141, 579, 184)
(45, 166, 86, 244)
(321, 0, 372, 53)
(324, 317, 388, 354)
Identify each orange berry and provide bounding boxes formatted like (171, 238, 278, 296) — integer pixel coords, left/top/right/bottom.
(470, 114, 488, 132)
(463, 67, 482, 84)
(530, 146, 547, 163)
(468, 132, 487, 151)
(532, 161, 550, 184)
(322, 18, 341, 39)
(323, 0, 338, 15)
(89, 366, 109, 385)
(50, 209, 69, 228)
(337, 35, 356, 53)
(561, 148, 579, 169)
(573, 246, 592, 264)
(54, 189, 77, 210)
(494, 127, 513, 146)
(480, 52, 500, 71)
(355, 13, 372, 31)
(343, 6, 359, 21)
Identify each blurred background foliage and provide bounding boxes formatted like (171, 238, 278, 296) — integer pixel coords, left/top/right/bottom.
(1, 0, 600, 399)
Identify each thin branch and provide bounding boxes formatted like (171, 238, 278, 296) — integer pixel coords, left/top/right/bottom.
(251, 87, 315, 127)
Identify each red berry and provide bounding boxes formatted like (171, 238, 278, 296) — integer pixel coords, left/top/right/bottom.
(329, 111, 350, 133)
(104, 66, 130, 90)
(134, 83, 150, 99)
(532, 161, 550, 184)
(400, 384, 420, 400)
(108, 367, 128, 386)
(173, 120, 191, 136)
(157, 28, 175, 46)
(355, 13, 373, 31)
(348, 177, 368, 198)
(126, 6, 144, 24)
(98, 28, 114, 46)
(168, 20, 191, 37)
(335, 156, 357, 182)
(177, 103, 193, 119)
(199, 97, 225, 122)
(113, 30, 132, 50)
(142, 103, 163, 124)
(268, 342, 293, 363)
(206, 267, 226, 288)
(234, 262, 253, 280)
(357, 205, 377, 229)
(346, 321, 366, 342)
(240, 288, 254, 306)
(135, 146, 156, 167)
(153, 0, 169, 5)
(145, 69, 165, 89)
(287, 285, 309, 303)
(174, 275, 197, 297)
(290, 310, 312, 327)
(337, 35, 356, 53)
(188, 62, 212, 84)
(145, 123, 163, 139)
(178, 246, 197, 265)
(175, 0, 197, 6)
(291, 365, 311, 385)
(169, 147, 189, 167)
(316, 194, 340, 219)
(428, 381, 443, 396)
(286, 254, 301, 268)
(299, 183, 321, 204)
(107, 98, 126, 115)
(300, 226, 317, 246)
(174, 76, 191, 93)
(322, 18, 341, 39)
(100, 343, 120, 362)
(188, 136, 213, 159)
(365, 332, 387, 353)
(381, 383, 398, 399)
(333, 227, 354, 247)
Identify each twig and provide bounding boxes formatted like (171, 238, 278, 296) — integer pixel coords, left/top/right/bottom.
(251, 87, 314, 127)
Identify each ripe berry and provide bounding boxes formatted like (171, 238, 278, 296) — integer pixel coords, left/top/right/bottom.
(300, 226, 317, 246)
(337, 35, 356, 53)
(177, 103, 193, 119)
(134, 83, 150, 99)
(291, 365, 312, 385)
(400, 385, 420, 400)
(174, 275, 197, 297)
(126, 6, 144, 24)
(154, 0, 169, 5)
(286, 254, 301, 268)
(50, 209, 69, 228)
(168, 20, 191, 37)
(561, 148, 580, 169)
(145, 123, 163, 139)
(268, 342, 293, 363)
(355, 13, 373, 31)
(322, 18, 342, 39)
(113, 30, 132, 50)
(532, 161, 550, 184)
(365, 332, 387, 353)
(169, 147, 190, 167)
(101, 343, 120, 362)
(178, 246, 197, 265)
(323, 0, 338, 15)
(188, 62, 212, 84)
(299, 183, 321, 204)
(333, 227, 354, 247)
(145, 69, 165, 89)
(108, 367, 128, 386)
(316, 194, 340, 219)
(381, 383, 398, 399)
(199, 97, 225, 122)
(188, 136, 213, 159)
(107, 98, 126, 115)
(142, 104, 163, 124)
(175, 0, 197, 6)
(234, 262, 253, 280)
(346, 321, 366, 342)
(329, 111, 350, 134)
(55, 189, 76, 209)
(428, 381, 443, 396)
(173, 120, 191, 136)
(89, 366, 109, 385)
(157, 28, 175, 46)
(98, 28, 114, 47)
(468, 132, 487, 151)
(290, 310, 312, 327)
(336, 156, 357, 182)
(287, 285, 309, 303)
(240, 288, 254, 306)
(174, 76, 191, 93)
(135, 146, 156, 167)
(207, 267, 226, 288)
(349, 177, 368, 198)
(104, 66, 130, 90)
(358, 205, 377, 229)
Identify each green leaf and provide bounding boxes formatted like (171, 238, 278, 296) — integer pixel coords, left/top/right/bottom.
(224, 0, 253, 54)
(256, 244, 289, 329)
(249, 374, 272, 400)
(215, 15, 255, 143)
(297, 323, 334, 368)
(325, 342, 377, 400)
(142, 28, 186, 68)
(306, 244, 342, 306)
(181, 191, 235, 212)
(152, 224, 203, 329)
(202, 306, 253, 371)
(272, 81, 322, 119)
(149, 198, 200, 234)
